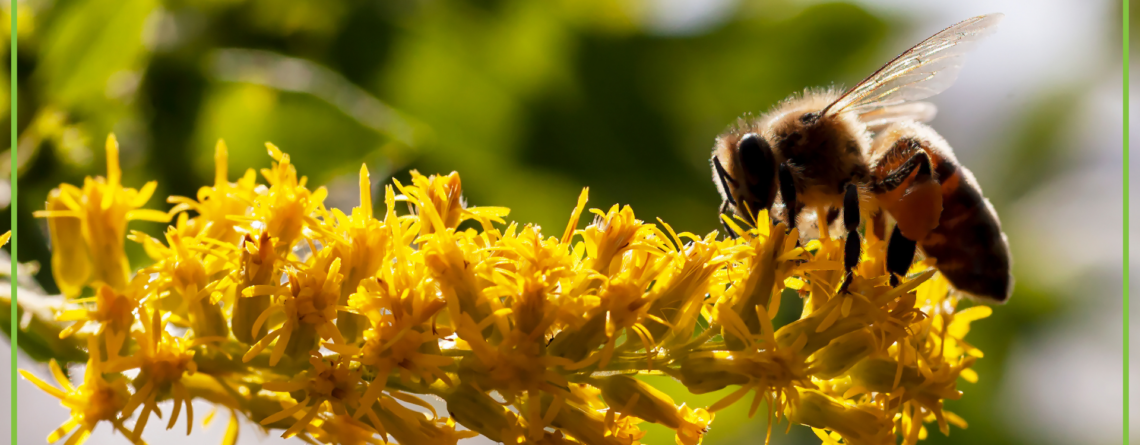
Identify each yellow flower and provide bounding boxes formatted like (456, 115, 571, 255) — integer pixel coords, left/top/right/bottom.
(55, 283, 138, 362)
(685, 303, 808, 442)
(320, 164, 390, 342)
(489, 223, 581, 342)
(675, 405, 714, 445)
(20, 354, 135, 445)
(242, 254, 346, 366)
(236, 142, 330, 250)
(639, 229, 725, 349)
(454, 311, 574, 440)
(920, 274, 991, 365)
(21, 141, 999, 445)
(333, 278, 453, 421)
(103, 308, 221, 441)
(166, 140, 259, 244)
(399, 170, 509, 235)
(716, 212, 807, 350)
(260, 352, 363, 438)
(579, 204, 664, 277)
(34, 134, 170, 296)
(129, 227, 232, 338)
(573, 273, 665, 370)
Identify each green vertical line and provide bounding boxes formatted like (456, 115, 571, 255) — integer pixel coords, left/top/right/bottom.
(8, 0, 14, 441)
(1124, 0, 1130, 444)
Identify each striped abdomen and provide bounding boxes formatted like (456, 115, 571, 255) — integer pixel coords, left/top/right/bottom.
(868, 122, 1012, 302)
(919, 161, 1012, 302)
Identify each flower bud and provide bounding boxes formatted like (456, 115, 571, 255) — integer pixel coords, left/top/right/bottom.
(368, 396, 477, 445)
(785, 389, 893, 445)
(45, 189, 92, 297)
(412, 171, 466, 234)
(233, 233, 275, 344)
(807, 329, 876, 379)
(596, 375, 712, 445)
(775, 302, 869, 356)
(444, 384, 522, 443)
(547, 400, 625, 445)
(847, 357, 967, 403)
(598, 375, 680, 427)
(677, 352, 749, 394)
(548, 312, 607, 363)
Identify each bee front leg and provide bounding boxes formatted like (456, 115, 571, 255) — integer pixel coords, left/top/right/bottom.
(712, 156, 738, 207)
(719, 200, 739, 239)
(839, 182, 860, 294)
(713, 156, 741, 239)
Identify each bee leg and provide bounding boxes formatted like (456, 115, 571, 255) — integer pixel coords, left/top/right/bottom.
(713, 156, 742, 239)
(877, 151, 933, 193)
(839, 183, 861, 294)
(719, 200, 739, 239)
(777, 163, 798, 232)
(712, 156, 738, 207)
(874, 151, 932, 287)
(886, 225, 918, 287)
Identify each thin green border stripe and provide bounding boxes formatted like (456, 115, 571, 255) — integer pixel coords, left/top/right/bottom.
(9, 0, 15, 441)
(1124, 0, 1130, 443)
(1121, 0, 1130, 440)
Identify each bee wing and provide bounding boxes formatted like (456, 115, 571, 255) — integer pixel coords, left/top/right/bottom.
(822, 13, 1003, 117)
(858, 102, 937, 132)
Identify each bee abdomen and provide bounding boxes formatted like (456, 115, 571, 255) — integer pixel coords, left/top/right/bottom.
(919, 167, 1012, 302)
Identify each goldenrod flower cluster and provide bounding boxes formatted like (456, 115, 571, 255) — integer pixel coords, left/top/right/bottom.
(21, 135, 992, 445)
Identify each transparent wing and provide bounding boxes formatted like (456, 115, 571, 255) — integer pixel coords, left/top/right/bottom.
(858, 102, 937, 132)
(822, 13, 1003, 117)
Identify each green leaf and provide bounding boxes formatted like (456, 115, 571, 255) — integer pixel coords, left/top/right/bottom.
(35, 0, 156, 110)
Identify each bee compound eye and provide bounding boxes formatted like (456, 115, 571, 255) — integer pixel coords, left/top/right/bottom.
(736, 133, 778, 210)
(738, 133, 774, 169)
(738, 133, 768, 152)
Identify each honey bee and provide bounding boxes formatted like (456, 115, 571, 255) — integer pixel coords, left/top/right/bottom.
(710, 14, 1012, 303)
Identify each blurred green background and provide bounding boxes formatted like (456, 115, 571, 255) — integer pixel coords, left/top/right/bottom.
(3, 0, 1126, 444)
